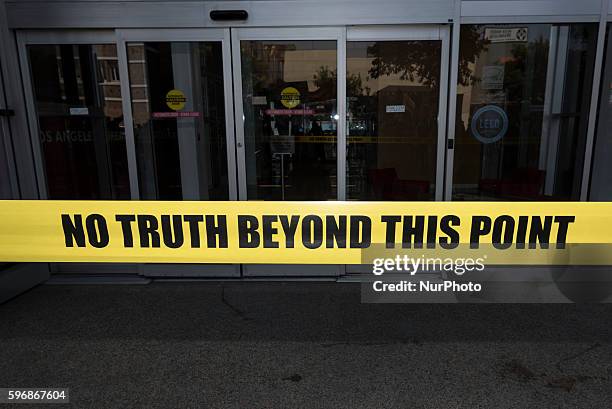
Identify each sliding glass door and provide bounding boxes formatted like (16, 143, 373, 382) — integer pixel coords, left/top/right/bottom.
(117, 29, 239, 277)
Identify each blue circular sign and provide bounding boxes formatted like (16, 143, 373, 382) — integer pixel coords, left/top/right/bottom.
(470, 105, 508, 144)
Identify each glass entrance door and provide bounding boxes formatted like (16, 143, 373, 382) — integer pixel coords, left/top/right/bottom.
(233, 26, 449, 203)
(120, 29, 237, 202)
(19, 26, 452, 278)
(17, 31, 137, 277)
(232, 26, 449, 276)
(343, 26, 450, 275)
(448, 23, 598, 201)
(346, 26, 449, 201)
(118, 28, 239, 277)
(19, 32, 131, 200)
(232, 27, 344, 201)
(232, 27, 344, 276)
(18, 29, 239, 278)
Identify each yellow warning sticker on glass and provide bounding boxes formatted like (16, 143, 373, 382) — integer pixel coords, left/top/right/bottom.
(280, 87, 300, 108)
(165, 89, 186, 111)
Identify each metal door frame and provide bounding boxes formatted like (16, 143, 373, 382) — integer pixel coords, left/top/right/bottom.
(0, 52, 19, 199)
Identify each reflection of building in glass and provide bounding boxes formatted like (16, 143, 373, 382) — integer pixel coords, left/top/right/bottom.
(346, 41, 440, 200)
(95, 44, 123, 121)
(47, 44, 123, 121)
(241, 41, 338, 200)
(126, 43, 150, 126)
(454, 24, 597, 201)
(27, 44, 130, 199)
(351, 85, 438, 200)
(127, 42, 229, 201)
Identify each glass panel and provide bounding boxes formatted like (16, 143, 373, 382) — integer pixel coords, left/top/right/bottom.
(346, 40, 441, 200)
(240, 40, 337, 200)
(590, 24, 612, 200)
(128, 42, 228, 200)
(453, 24, 597, 201)
(28, 44, 130, 199)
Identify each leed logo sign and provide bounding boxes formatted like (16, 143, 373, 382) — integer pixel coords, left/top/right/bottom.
(166, 89, 186, 111)
(470, 105, 508, 144)
(280, 87, 300, 109)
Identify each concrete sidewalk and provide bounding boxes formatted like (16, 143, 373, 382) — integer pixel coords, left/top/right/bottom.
(1, 282, 611, 408)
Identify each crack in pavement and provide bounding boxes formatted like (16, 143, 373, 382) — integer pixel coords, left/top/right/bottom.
(221, 286, 252, 321)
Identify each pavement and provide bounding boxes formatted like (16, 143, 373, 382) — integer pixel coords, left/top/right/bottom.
(1, 281, 612, 408)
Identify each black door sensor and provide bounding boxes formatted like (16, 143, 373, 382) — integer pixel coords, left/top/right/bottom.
(210, 10, 248, 21)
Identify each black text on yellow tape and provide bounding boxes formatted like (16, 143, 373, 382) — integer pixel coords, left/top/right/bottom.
(0, 201, 608, 264)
